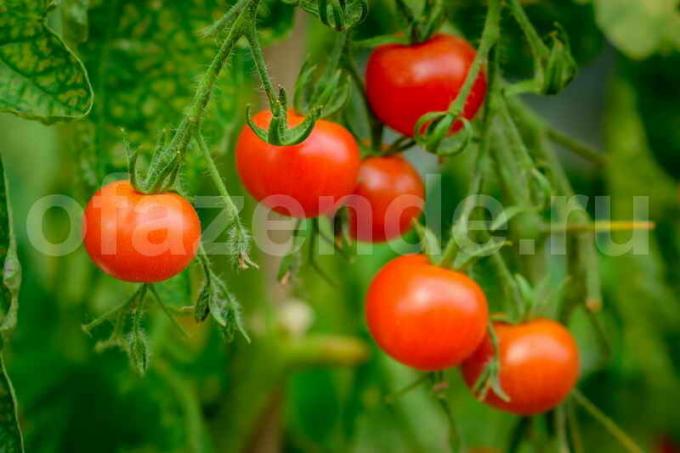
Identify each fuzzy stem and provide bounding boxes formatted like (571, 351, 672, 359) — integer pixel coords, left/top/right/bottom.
(246, 18, 278, 108)
(195, 134, 242, 226)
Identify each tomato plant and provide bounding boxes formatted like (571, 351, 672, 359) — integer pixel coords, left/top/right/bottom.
(348, 155, 424, 242)
(83, 180, 201, 283)
(365, 34, 487, 137)
(236, 110, 361, 218)
(0, 0, 677, 451)
(461, 318, 580, 415)
(365, 254, 488, 370)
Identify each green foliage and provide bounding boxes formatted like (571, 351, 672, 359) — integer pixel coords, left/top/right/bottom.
(0, 0, 93, 122)
(78, 0, 249, 170)
(594, 0, 680, 59)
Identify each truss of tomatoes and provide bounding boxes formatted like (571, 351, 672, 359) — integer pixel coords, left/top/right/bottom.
(82, 33, 579, 415)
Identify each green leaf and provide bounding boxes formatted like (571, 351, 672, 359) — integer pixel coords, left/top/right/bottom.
(126, 328, 150, 376)
(195, 257, 249, 342)
(0, 0, 93, 122)
(78, 0, 254, 169)
(594, 0, 680, 59)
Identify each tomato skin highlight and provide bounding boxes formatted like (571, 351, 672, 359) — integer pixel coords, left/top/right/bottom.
(365, 34, 487, 137)
(349, 155, 424, 242)
(83, 180, 201, 283)
(461, 318, 580, 415)
(235, 110, 361, 218)
(366, 254, 489, 371)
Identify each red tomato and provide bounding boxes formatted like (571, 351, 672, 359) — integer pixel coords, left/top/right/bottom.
(366, 254, 488, 370)
(83, 180, 201, 283)
(235, 110, 361, 218)
(461, 318, 580, 415)
(365, 34, 487, 137)
(349, 155, 424, 242)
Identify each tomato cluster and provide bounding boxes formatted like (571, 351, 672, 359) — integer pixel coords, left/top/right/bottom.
(233, 34, 488, 241)
(81, 31, 579, 417)
(366, 254, 580, 414)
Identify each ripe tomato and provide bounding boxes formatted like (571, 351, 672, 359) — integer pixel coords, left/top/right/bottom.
(365, 254, 488, 370)
(365, 34, 487, 137)
(349, 155, 424, 242)
(83, 180, 201, 283)
(236, 110, 361, 218)
(461, 318, 580, 415)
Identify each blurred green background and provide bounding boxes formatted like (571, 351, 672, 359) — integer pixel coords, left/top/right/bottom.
(0, 0, 679, 451)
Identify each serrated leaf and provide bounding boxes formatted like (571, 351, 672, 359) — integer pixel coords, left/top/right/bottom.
(126, 328, 150, 376)
(594, 0, 680, 59)
(78, 0, 260, 169)
(0, 0, 93, 122)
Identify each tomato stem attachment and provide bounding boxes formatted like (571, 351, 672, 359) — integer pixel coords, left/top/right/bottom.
(413, 0, 501, 154)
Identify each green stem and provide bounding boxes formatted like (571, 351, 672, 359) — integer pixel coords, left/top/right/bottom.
(438, 167, 482, 268)
(507, 0, 548, 72)
(554, 406, 569, 453)
(429, 373, 461, 453)
(444, 0, 501, 117)
(343, 52, 383, 149)
(570, 390, 644, 453)
(490, 253, 523, 318)
(143, 0, 253, 191)
(246, 17, 278, 108)
(394, 0, 418, 42)
(438, 22, 500, 268)
(567, 398, 584, 453)
(497, 96, 537, 196)
(509, 100, 603, 319)
(546, 127, 606, 165)
(195, 134, 241, 226)
(384, 374, 429, 404)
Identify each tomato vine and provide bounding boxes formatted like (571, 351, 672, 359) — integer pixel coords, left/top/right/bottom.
(0, 0, 672, 450)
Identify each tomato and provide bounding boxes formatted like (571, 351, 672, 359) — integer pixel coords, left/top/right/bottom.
(365, 34, 487, 137)
(236, 110, 361, 218)
(365, 254, 488, 370)
(83, 180, 201, 283)
(349, 155, 424, 242)
(461, 318, 580, 415)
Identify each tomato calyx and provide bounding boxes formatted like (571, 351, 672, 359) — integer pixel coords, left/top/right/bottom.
(292, 0, 368, 31)
(414, 111, 476, 157)
(469, 323, 511, 403)
(245, 101, 321, 147)
(294, 32, 353, 119)
(505, 1, 576, 96)
(394, 0, 446, 44)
